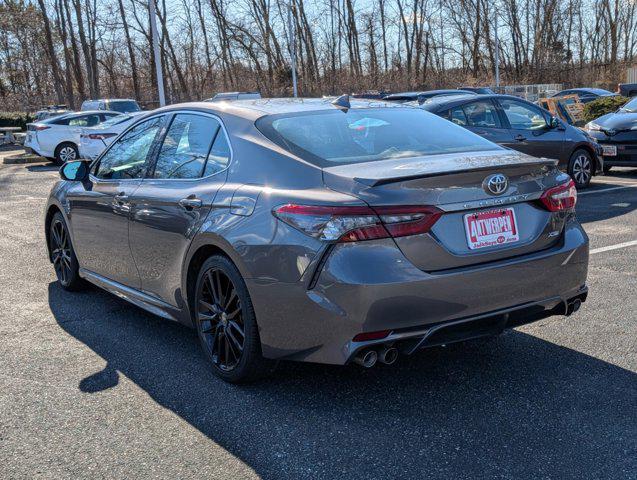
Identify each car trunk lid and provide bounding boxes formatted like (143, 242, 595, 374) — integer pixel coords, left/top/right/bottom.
(323, 150, 569, 271)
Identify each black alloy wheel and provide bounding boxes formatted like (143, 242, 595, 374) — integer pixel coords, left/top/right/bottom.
(194, 255, 274, 382)
(49, 212, 84, 290)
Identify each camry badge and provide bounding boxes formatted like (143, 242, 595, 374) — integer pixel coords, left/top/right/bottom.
(484, 173, 508, 196)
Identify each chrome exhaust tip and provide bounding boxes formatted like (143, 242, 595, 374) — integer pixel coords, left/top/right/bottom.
(353, 349, 378, 368)
(378, 346, 398, 365)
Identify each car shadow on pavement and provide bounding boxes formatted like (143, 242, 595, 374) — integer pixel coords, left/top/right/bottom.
(48, 282, 636, 479)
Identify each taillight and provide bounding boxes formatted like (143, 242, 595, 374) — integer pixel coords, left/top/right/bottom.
(272, 204, 442, 242)
(33, 124, 50, 131)
(540, 179, 577, 212)
(83, 133, 117, 140)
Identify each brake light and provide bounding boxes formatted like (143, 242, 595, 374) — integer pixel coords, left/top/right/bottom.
(272, 204, 442, 242)
(540, 179, 577, 211)
(33, 124, 50, 131)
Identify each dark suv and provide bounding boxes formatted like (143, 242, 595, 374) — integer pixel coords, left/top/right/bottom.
(420, 94, 603, 188)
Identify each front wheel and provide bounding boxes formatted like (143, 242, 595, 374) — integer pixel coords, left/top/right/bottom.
(194, 255, 275, 383)
(49, 212, 85, 291)
(568, 149, 593, 189)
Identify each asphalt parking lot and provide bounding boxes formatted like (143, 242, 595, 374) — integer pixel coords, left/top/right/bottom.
(0, 146, 635, 479)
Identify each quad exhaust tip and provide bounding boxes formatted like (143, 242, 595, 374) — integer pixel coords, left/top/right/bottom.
(378, 346, 398, 365)
(354, 349, 378, 368)
(354, 346, 399, 368)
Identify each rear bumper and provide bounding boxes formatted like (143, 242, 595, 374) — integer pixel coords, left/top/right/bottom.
(248, 220, 589, 365)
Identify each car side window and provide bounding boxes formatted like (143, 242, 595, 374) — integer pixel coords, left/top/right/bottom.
(152, 113, 221, 179)
(69, 114, 100, 127)
(94, 116, 165, 180)
(499, 99, 547, 131)
(203, 128, 231, 177)
(449, 107, 468, 126)
(463, 101, 502, 128)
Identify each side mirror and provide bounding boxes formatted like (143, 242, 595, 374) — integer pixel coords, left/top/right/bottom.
(60, 160, 90, 181)
(549, 116, 561, 129)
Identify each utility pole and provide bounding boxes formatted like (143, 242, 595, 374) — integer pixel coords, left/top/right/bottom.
(288, 4, 298, 97)
(494, 11, 500, 91)
(149, 0, 166, 106)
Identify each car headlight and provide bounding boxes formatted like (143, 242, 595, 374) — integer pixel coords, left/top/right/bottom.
(585, 122, 601, 131)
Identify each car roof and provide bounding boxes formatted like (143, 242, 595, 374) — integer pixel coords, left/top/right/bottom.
(560, 88, 615, 95)
(82, 98, 138, 102)
(41, 110, 120, 123)
(384, 89, 476, 99)
(418, 93, 531, 112)
(151, 98, 408, 121)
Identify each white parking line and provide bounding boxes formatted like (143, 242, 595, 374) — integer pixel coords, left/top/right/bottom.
(590, 240, 637, 255)
(579, 185, 637, 196)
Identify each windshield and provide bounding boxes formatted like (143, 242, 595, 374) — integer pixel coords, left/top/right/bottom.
(620, 97, 637, 113)
(106, 100, 141, 113)
(256, 108, 502, 166)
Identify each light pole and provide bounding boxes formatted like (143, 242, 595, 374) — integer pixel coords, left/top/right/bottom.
(494, 11, 500, 91)
(149, 0, 166, 106)
(287, 3, 298, 97)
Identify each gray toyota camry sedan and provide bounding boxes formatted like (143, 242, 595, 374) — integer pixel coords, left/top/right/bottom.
(45, 97, 589, 382)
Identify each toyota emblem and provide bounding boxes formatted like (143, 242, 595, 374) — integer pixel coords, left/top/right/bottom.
(484, 174, 508, 196)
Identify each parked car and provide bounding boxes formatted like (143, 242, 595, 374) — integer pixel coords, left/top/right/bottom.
(551, 88, 618, 104)
(617, 83, 637, 97)
(205, 91, 261, 102)
(80, 98, 141, 113)
(33, 105, 71, 122)
(459, 86, 495, 94)
(45, 98, 589, 383)
(420, 94, 603, 188)
(79, 112, 145, 159)
(585, 95, 637, 172)
(383, 89, 477, 103)
(25, 110, 120, 164)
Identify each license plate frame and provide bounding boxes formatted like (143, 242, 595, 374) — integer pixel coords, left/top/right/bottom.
(464, 208, 520, 250)
(602, 144, 617, 157)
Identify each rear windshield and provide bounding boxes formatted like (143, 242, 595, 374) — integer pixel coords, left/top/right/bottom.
(256, 108, 502, 166)
(106, 100, 141, 113)
(99, 114, 133, 127)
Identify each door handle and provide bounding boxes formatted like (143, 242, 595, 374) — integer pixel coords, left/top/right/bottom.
(514, 134, 526, 141)
(179, 197, 202, 210)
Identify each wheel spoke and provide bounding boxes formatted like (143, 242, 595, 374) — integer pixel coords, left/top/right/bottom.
(226, 303, 242, 320)
(206, 271, 220, 305)
(215, 270, 226, 306)
(228, 320, 245, 340)
(226, 326, 243, 353)
(224, 288, 237, 310)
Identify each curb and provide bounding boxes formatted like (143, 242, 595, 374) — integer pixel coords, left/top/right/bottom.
(2, 154, 49, 165)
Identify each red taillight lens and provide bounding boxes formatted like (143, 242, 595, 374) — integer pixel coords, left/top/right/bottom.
(83, 133, 117, 140)
(352, 330, 391, 342)
(34, 125, 50, 131)
(540, 179, 577, 212)
(272, 204, 442, 242)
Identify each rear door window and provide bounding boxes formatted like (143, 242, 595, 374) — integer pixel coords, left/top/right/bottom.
(152, 113, 222, 179)
(462, 101, 502, 128)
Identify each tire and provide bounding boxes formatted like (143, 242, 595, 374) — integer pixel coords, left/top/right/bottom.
(603, 165, 612, 175)
(194, 255, 275, 383)
(54, 142, 78, 165)
(568, 149, 593, 189)
(49, 212, 85, 291)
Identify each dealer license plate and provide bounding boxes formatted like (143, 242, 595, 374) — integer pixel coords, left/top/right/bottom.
(464, 208, 519, 250)
(602, 145, 617, 156)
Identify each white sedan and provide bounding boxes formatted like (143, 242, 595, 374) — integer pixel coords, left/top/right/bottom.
(79, 112, 145, 159)
(25, 110, 120, 164)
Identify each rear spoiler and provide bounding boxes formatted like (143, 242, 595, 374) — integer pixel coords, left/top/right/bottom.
(323, 152, 558, 187)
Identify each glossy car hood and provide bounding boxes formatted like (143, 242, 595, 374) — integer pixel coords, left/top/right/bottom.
(595, 111, 637, 131)
(322, 150, 555, 186)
